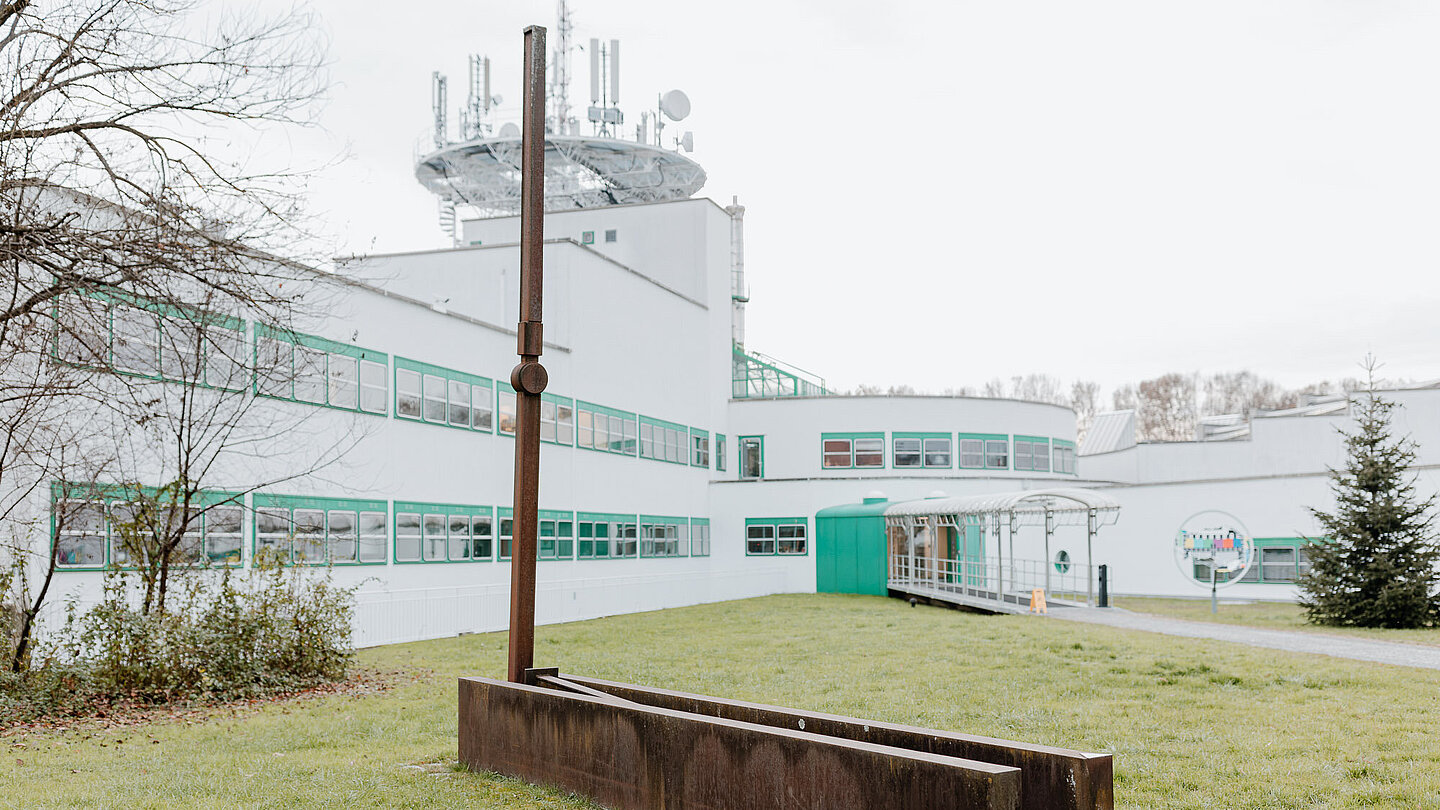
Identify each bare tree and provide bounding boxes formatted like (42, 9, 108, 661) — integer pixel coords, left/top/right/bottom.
(1136, 373, 1197, 441)
(1200, 371, 1298, 416)
(1070, 380, 1100, 443)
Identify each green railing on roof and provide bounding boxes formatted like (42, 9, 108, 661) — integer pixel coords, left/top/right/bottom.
(732, 345, 828, 399)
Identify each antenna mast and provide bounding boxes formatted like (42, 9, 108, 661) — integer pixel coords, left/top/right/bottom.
(549, 0, 573, 134)
(431, 71, 448, 148)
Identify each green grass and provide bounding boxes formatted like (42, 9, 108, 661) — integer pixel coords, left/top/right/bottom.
(6, 593, 1440, 808)
(1116, 596, 1440, 648)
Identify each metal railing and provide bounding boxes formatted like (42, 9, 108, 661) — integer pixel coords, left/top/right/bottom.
(889, 553, 1096, 609)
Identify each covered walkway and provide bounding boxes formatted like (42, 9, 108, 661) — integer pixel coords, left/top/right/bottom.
(884, 488, 1121, 614)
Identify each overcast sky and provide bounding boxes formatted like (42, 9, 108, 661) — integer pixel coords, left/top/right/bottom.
(283, 0, 1440, 396)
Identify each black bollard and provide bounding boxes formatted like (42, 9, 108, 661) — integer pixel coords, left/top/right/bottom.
(1097, 564, 1110, 608)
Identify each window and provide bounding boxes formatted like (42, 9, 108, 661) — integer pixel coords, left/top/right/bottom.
(253, 495, 387, 565)
(577, 402, 637, 456)
(359, 360, 387, 414)
(255, 327, 388, 414)
(1053, 550, 1071, 573)
(1014, 437, 1050, 472)
(740, 436, 764, 478)
(986, 439, 1009, 470)
(499, 389, 518, 435)
(692, 429, 710, 468)
(396, 369, 422, 418)
(641, 518, 687, 558)
(497, 508, 573, 560)
(691, 519, 711, 557)
(1052, 442, 1077, 475)
(394, 358, 492, 432)
(640, 417, 691, 464)
(746, 524, 774, 555)
(205, 505, 244, 565)
(746, 518, 807, 556)
(893, 438, 923, 468)
(581, 230, 595, 244)
(540, 395, 575, 445)
(112, 306, 160, 376)
(1262, 546, 1297, 582)
(604, 229, 617, 243)
(577, 513, 637, 559)
(716, 434, 727, 472)
(53, 501, 106, 568)
(422, 374, 447, 423)
(892, 433, 952, 469)
(820, 433, 884, 469)
(959, 439, 984, 469)
(395, 502, 495, 563)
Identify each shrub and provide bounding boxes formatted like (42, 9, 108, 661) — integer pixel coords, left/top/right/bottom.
(1, 555, 357, 726)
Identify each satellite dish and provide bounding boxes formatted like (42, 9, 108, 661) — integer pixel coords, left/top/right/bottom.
(679, 131, 694, 153)
(498, 122, 520, 139)
(659, 89, 691, 121)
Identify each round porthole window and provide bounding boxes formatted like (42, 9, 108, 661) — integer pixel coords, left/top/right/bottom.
(1053, 550, 1071, 573)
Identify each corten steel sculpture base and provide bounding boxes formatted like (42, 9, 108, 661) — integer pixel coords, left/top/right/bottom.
(472, 23, 1114, 810)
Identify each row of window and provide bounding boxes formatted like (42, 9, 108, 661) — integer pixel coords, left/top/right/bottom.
(744, 518, 808, 556)
(818, 433, 1078, 473)
(52, 496, 725, 568)
(1194, 540, 1314, 584)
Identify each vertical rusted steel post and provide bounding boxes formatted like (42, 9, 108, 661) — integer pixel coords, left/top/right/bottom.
(507, 24, 547, 684)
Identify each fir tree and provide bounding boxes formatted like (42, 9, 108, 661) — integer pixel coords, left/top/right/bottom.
(1298, 371, 1440, 628)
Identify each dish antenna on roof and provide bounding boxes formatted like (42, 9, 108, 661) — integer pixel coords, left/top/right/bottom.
(659, 89, 691, 121)
(498, 122, 521, 139)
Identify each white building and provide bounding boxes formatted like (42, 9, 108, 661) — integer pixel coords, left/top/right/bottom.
(27, 18, 1436, 645)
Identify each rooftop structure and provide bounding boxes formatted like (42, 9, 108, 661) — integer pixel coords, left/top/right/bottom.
(417, 1, 704, 233)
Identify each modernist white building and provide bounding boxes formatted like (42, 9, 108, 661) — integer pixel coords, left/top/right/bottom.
(29, 13, 1438, 646)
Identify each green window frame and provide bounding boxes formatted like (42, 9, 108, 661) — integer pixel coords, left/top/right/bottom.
(1013, 435, 1050, 472)
(51, 483, 246, 572)
(821, 432, 885, 469)
(745, 517, 808, 556)
(252, 493, 388, 566)
(576, 401, 637, 455)
(496, 508, 574, 560)
(54, 291, 251, 391)
(639, 515, 689, 558)
(576, 512, 639, 559)
(541, 393, 576, 446)
(1052, 439, 1077, 475)
(716, 433, 727, 472)
(958, 433, 1009, 470)
(392, 501, 494, 563)
(639, 416, 689, 464)
(1229, 538, 1318, 584)
(892, 432, 952, 469)
(254, 324, 389, 416)
(393, 357, 493, 432)
(690, 518, 711, 557)
(690, 428, 711, 468)
(739, 435, 764, 479)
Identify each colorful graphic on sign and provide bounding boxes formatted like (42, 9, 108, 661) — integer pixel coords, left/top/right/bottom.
(1173, 510, 1255, 588)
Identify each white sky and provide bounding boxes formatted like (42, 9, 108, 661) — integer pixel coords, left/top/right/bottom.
(280, 0, 1440, 396)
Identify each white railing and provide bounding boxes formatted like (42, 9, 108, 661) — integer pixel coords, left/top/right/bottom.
(889, 553, 1096, 609)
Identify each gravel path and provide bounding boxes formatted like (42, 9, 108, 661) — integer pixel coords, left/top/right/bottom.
(1048, 606, 1440, 670)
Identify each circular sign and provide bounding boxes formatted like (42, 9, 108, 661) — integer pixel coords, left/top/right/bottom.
(1173, 510, 1254, 588)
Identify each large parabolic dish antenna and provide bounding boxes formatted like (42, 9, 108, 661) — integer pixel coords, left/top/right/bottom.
(416, 134, 706, 218)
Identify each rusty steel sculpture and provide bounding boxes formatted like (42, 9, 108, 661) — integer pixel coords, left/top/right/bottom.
(462, 24, 1115, 810)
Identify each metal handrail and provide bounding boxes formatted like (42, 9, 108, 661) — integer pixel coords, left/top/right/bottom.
(889, 553, 1096, 608)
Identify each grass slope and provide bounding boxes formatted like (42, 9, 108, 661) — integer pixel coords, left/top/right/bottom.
(1117, 596, 1440, 648)
(5, 593, 1440, 808)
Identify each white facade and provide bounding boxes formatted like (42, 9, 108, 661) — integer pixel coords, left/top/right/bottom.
(30, 185, 1436, 645)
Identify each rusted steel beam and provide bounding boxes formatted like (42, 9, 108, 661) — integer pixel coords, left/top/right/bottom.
(459, 676, 1022, 810)
(556, 674, 1113, 810)
(506, 24, 549, 685)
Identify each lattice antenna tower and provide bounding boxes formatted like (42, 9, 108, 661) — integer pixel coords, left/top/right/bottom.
(431, 71, 448, 149)
(548, 0, 575, 135)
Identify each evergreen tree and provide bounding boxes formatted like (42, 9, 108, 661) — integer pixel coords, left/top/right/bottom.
(1299, 373, 1440, 627)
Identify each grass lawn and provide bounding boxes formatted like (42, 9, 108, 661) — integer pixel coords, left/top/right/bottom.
(7, 593, 1440, 808)
(1116, 596, 1440, 648)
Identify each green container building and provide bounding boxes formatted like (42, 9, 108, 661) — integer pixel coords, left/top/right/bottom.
(814, 496, 891, 595)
